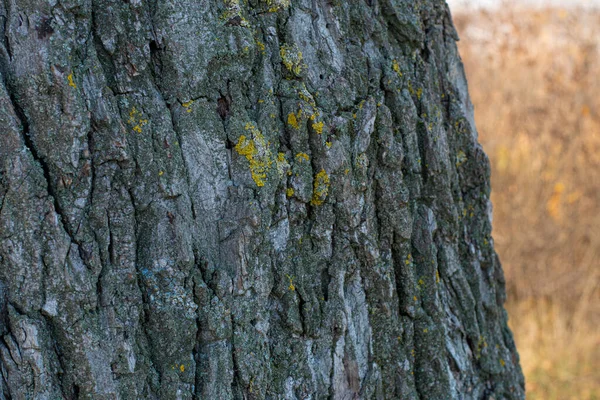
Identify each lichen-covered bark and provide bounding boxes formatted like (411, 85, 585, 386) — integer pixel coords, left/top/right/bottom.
(0, 0, 524, 398)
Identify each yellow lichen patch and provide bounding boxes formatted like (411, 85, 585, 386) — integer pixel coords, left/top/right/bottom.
(286, 274, 295, 291)
(182, 99, 194, 113)
(475, 336, 488, 359)
(418, 278, 425, 286)
(295, 152, 309, 163)
(287, 112, 300, 129)
(310, 169, 330, 206)
(413, 296, 418, 302)
(256, 40, 266, 53)
(405, 254, 412, 265)
(392, 59, 403, 77)
(275, 152, 290, 176)
(408, 82, 423, 100)
(267, 0, 290, 12)
(436, 270, 440, 284)
(325, 141, 332, 149)
(158, 170, 164, 176)
(456, 150, 467, 167)
(67, 73, 77, 88)
(280, 44, 303, 76)
(234, 123, 275, 187)
(499, 358, 506, 367)
(286, 188, 294, 197)
(222, 0, 249, 26)
(312, 121, 324, 135)
(180, 365, 185, 372)
(128, 107, 148, 133)
(299, 91, 315, 107)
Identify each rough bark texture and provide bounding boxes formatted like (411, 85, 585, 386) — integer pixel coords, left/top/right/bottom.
(0, 0, 524, 398)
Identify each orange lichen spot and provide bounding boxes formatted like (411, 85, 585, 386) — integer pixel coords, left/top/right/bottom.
(67, 73, 77, 88)
(312, 121, 324, 134)
(547, 182, 566, 220)
(311, 169, 330, 206)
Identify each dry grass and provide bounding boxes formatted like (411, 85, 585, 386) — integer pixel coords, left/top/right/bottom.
(453, 5, 600, 399)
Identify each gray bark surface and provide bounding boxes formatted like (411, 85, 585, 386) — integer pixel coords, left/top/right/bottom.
(0, 0, 524, 398)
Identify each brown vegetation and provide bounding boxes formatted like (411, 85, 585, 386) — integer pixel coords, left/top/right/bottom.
(454, 5, 600, 399)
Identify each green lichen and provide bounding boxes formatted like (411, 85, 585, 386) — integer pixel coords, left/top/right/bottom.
(222, 0, 249, 26)
(266, 0, 290, 12)
(280, 44, 304, 76)
(456, 151, 467, 167)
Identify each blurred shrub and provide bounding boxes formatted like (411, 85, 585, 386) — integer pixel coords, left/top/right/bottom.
(453, 5, 600, 399)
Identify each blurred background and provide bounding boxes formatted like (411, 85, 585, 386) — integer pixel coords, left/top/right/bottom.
(447, 0, 599, 398)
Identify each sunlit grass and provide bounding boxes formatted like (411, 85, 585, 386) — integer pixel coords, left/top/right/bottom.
(454, 5, 600, 399)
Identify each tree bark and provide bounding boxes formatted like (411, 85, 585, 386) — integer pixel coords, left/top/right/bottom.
(0, 0, 524, 398)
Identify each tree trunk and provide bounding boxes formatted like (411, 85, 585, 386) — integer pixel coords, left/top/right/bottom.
(0, 0, 524, 398)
